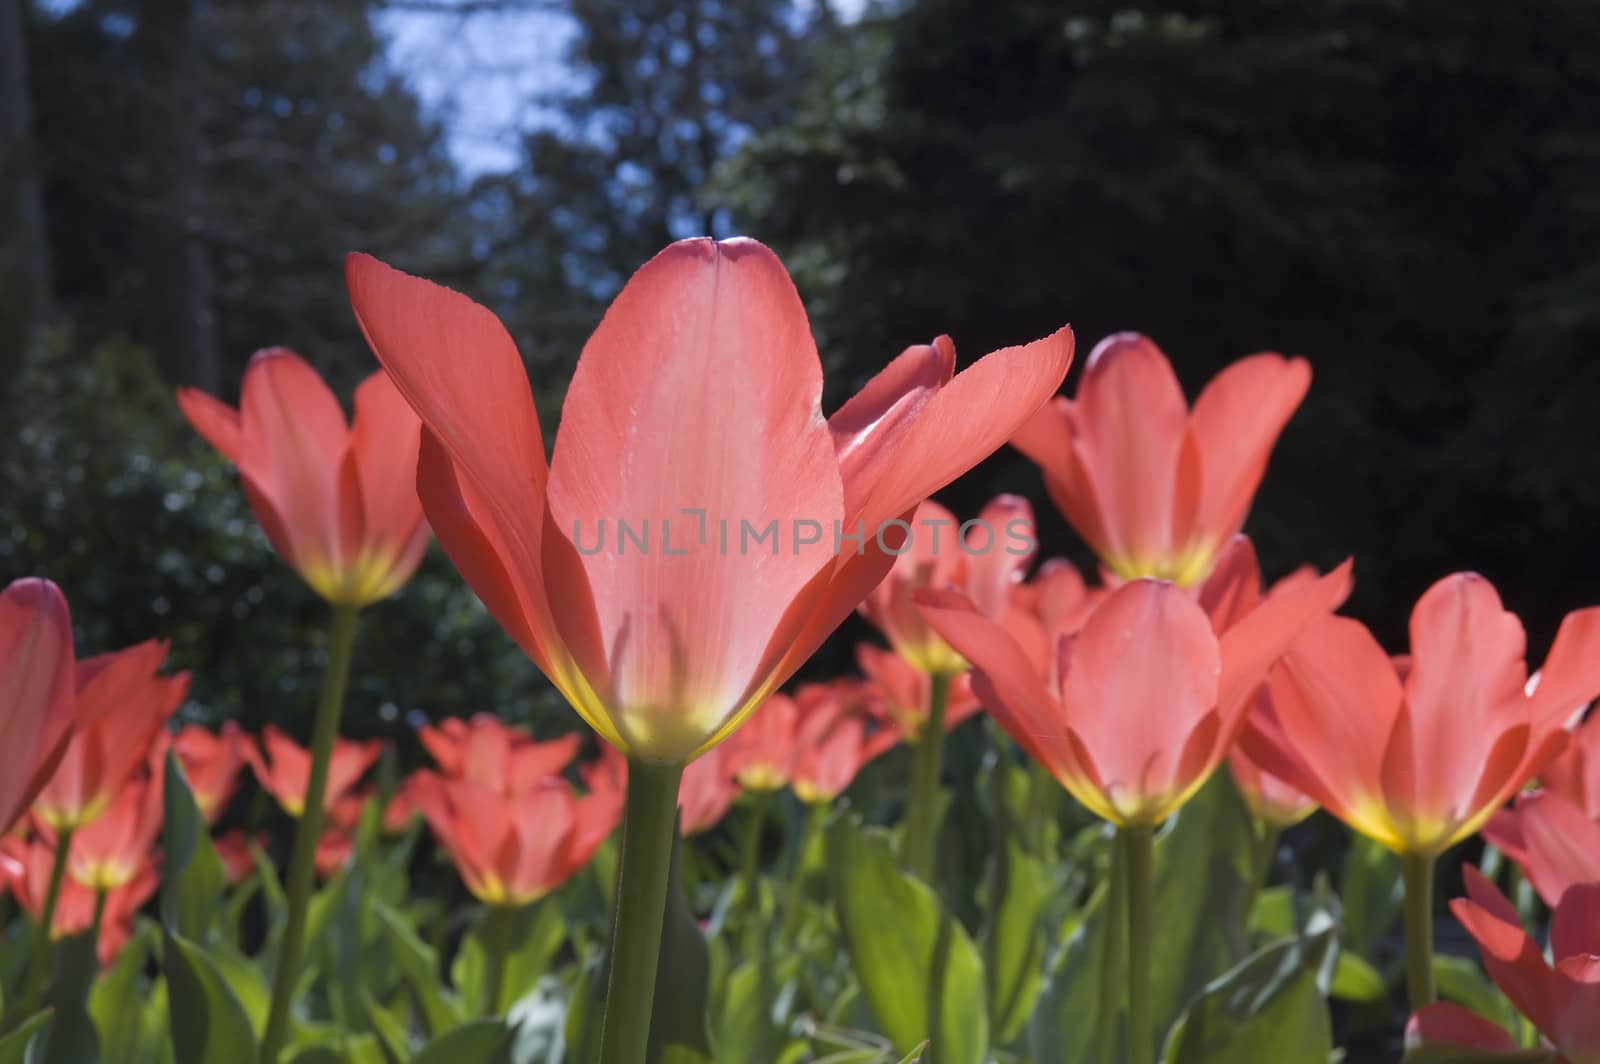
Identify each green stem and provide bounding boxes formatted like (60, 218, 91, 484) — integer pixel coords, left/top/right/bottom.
(903, 671, 952, 880)
(1124, 824, 1156, 1064)
(90, 888, 108, 943)
(779, 803, 826, 945)
(258, 603, 359, 1064)
(19, 825, 74, 1022)
(1402, 852, 1437, 1009)
(598, 758, 685, 1064)
(1242, 823, 1280, 931)
(480, 906, 513, 1016)
(1095, 830, 1126, 1064)
(740, 789, 770, 917)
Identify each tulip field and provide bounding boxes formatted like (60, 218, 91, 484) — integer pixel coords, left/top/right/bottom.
(5, 236, 1599, 1064)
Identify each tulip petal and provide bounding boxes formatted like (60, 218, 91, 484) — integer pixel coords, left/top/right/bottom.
(831, 336, 955, 524)
(842, 327, 1075, 538)
(1178, 353, 1311, 561)
(345, 369, 427, 599)
(546, 238, 843, 759)
(1405, 1001, 1520, 1053)
(1065, 334, 1189, 572)
(0, 580, 76, 833)
(1527, 607, 1600, 726)
(174, 387, 243, 464)
(1059, 580, 1221, 822)
(1454, 868, 1562, 1037)
(964, 495, 1036, 620)
(1511, 790, 1600, 907)
(1216, 560, 1353, 722)
(1551, 882, 1600, 962)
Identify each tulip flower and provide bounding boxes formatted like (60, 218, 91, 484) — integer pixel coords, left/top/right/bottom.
(0, 578, 77, 834)
(3, 836, 159, 966)
(919, 563, 1350, 1064)
(791, 682, 899, 805)
(213, 830, 265, 886)
(245, 725, 382, 819)
(1011, 333, 1310, 587)
(1240, 573, 1600, 1010)
(33, 640, 187, 833)
(1537, 709, 1600, 816)
(347, 237, 1072, 1060)
(856, 644, 982, 742)
(177, 348, 429, 609)
(859, 496, 1037, 678)
(418, 715, 581, 795)
(677, 744, 741, 837)
(411, 772, 621, 907)
(171, 722, 247, 824)
(64, 775, 163, 892)
(1406, 868, 1600, 1062)
(1483, 789, 1600, 908)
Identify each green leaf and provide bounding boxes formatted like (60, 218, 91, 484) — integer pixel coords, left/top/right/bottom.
(982, 836, 1050, 1044)
(829, 814, 988, 1064)
(372, 901, 464, 1037)
(40, 930, 101, 1064)
(91, 925, 153, 1064)
(1328, 951, 1387, 1003)
(358, 989, 411, 1061)
(1435, 954, 1519, 1030)
(161, 751, 227, 940)
(164, 929, 260, 1064)
(0, 1010, 52, 1064)
(286, 1036, 385, 1064)
(1341, 833, 1402, 959)
(452, 901, 566, 1015)
(1162, 929, 1336, 1064)
(409, 1019, 512, 1064)
(645, 837, 713, 1064)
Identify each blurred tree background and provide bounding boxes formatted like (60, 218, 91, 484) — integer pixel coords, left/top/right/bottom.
(3, 0, 1599, 739)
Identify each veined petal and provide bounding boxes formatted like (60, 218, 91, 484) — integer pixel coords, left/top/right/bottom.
(1058, 580, 1221, 823)
(546, 238, 843, 761)
(343, 369, 427, 604)
(237, 349, 350, 582)
(831, 336, 956, 524)
(965, 495, 1035, 620)
(0, 580, 76, 833)
(1177, 353, 1311, 565)
(1066, 334, 1188, 574)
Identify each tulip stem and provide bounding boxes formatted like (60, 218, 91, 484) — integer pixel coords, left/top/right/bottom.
(258, 602, 359, 1064)
(1123, 824, 1156, 1064)
(740, 789, 770, 917)
(598, 758, 685, 1064)
(903, 671, 952, 881)
(1095, 829, 1126, 1064)
(1242, 823, 1280, 930)
(779, 802, 825, 945)
(18, 825, 74, 1022)
(1402, 852, 1437, 1009)
(91, 888, 108, 943)
(480, 905, 515, 1016)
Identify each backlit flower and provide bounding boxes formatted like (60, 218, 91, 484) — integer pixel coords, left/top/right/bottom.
(0, 579, 77, 833)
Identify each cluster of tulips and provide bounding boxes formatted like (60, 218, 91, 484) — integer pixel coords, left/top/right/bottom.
(5, 235, 1600, 1064)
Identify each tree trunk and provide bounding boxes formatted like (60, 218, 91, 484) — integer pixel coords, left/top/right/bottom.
(137, 0, 219, 390)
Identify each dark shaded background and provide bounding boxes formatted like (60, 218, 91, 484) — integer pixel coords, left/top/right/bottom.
(4, 0, 1599, 741)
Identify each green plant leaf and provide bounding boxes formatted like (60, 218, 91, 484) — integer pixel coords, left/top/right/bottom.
(1328, 951, 1387, 1003)
(91, 925, 153, 1064)
(645, 836, 713, 1064)
(0, 1010, 52, 1064)
(1435, 954, 1520, 1030)
(372, 901, 464, 1037)
(162, 751, 227, 941)
(164, 928, 259, 1064)
(829, 813, 988, 1064)
(1341, 833, 1402, 959)
(1162, 929, 1337, 1064)
(39, 930, 101, 1064)
(410, 1019, 512, 1064)
(358, 989, 411, 1061)
(981, 835, 1050, 1044)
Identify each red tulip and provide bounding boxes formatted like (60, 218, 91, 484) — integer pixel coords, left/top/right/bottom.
(1011, 334, 1310, 587)
(64, 774, 163, 891)
(2, 837, 158, 965)
(1483, 789, 1600, 908)
(213, 829, 265, 886)
(1243, 573, 1600, 855)
(859, 496, 1037, 677)
(1537, 710, 1600, 817)
(1405, 867, 1600, 1061)
(417, 715, 580, 796)
(245, 725, 382, 818)
(790, 682, 900, 805)
(1010, 558, 1101, 640)
(177, 348, 429, 608)
(726, 694, 803, 792)
(171, 722, 247, 824)
(0, 579, 77, 833)
(410, 770, 620, 907)
(346, 239, 1074, 762)
(856, 644, 982, 742)
(1405, 1002, 1525, 1057)
(1198, 538, 1318, 829)
(677, 744, 741, 836)
(917, 563, 1351, 827)
(34, 641, 187, 832)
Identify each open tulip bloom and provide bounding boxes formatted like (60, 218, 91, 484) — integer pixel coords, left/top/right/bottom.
(0, 578, 77, 835)
(345, 235, 1073, 1059)
(1011, 333, 1310, 587)
(1407, 868, 1600, 1063)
